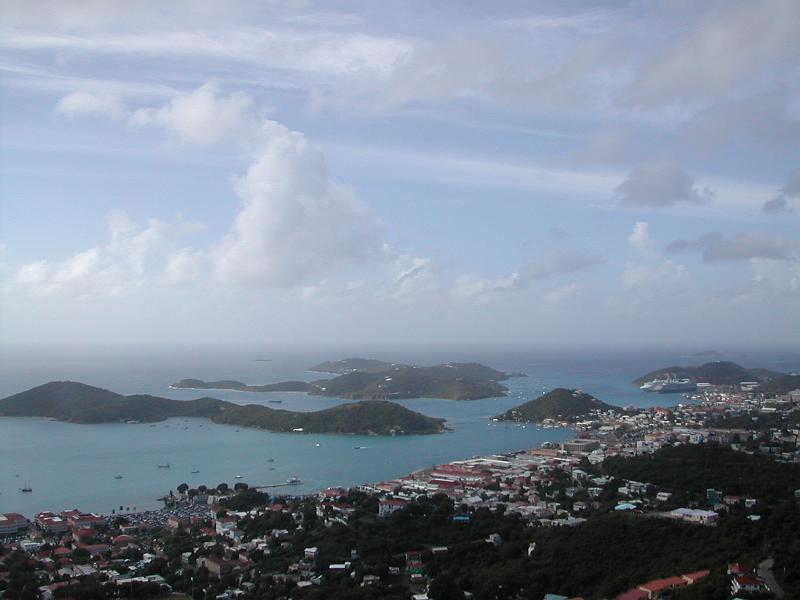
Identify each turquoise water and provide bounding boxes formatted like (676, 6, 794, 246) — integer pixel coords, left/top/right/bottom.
(1, 346, 798, 516)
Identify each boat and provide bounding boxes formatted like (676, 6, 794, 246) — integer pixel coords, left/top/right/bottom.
(157, 463, 170, 468)
(235, 475, 243, 479)
(354, 446, 363, 449)
(268, 400, 282, 404)
(314, 443, 322, 447)
(20, 483, 32, 493)
(641, 378, 697, 393)
(191, 470, 200, 474)
(114, 475, 123, 480)
(267, 458, 275, 463)
(287, 476, 302, 484)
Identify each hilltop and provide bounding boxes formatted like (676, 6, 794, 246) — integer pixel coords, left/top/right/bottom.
(496, 388, 619, 423)
(633, 361, 784, 386)
(0, 381, 445, 435)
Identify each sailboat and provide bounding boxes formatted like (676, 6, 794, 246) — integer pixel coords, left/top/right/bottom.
(20, 482, 32, 493)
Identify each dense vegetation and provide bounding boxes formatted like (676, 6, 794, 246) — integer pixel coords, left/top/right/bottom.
(0, 381, 445, 434)
(602, 443, 800, 500)
(313, 363, 511, 401)
(496, 388, 618, 423)
(633, 361, 783, 385)
(758, 373, 800, 395)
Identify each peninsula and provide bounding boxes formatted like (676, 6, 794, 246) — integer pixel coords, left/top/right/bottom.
(0, 381, 446, 435)
(174, 360, 514, 401)
(496, 388, 620, 424)
(633, 361, 784, 387)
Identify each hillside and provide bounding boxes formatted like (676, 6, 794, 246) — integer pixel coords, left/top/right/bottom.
(309, 358, 400, 374)
(172, 379, 313, 392)
(633, 361, 784, 386)
(496, 388, 619, 423)
(314, 363, 510, 400)
(757, 373, 800, 395)
(0, 382, 445, 435)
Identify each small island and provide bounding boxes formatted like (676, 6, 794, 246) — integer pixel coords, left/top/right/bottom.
(633, 361, 784, 387)
(176, 359, 516, 401)
(496, 388, 620, 424)
(0, 381, 446, 435)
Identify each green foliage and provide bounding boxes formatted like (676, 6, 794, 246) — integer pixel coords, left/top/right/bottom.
(498, 388, 618, 423)
(633, 361, 783, 386)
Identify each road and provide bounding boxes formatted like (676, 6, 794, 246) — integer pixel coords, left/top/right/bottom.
(758, 558, 784, 599)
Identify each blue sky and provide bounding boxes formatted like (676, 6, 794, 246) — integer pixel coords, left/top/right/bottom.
(0, 0, 798, 347)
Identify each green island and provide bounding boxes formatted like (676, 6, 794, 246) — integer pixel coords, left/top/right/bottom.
(633, 360, 784, 386)
(0, 381, 445, 435)
(173, 359, 514, 401)
(496, 388, 620, 424)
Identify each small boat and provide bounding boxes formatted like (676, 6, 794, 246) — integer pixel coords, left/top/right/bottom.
(235, 475, 243, 479)
(191, 470, 200, 474)
(20, 484, 32, 493)
(114, 475, 123, 480)
(287, 476, 302, 484)
(354, 446, 362, 449)
(267, 458, 275, 463)
(157, 463, 170, 468)
(314, 443, 322, 447)
(268, 399, 282, 403)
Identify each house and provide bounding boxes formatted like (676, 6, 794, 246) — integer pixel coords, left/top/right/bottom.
(196, 556, 232, 579)
(304, 547, 319, 560)
(378, 498, 408, 518)
(0, 513, 29, 535)
(669, 508, 718, 525)
(730, 575, 770, 595)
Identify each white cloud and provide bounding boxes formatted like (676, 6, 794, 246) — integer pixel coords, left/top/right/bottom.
(54, 91, 126, 120)
(129, 82, 257, 145)
(628, 221, 651, 251)
(452, 272, 520, 299)
(212, 120, 384, 288)
(522, 248, 603, 280)
(616, 160, 709, 208)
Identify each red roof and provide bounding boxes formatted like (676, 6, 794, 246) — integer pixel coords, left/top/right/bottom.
(2, 512, 27, 523)
(682, 569, 710, 583)
(616, 590, 648, 600)
(640, 576, 687, 592)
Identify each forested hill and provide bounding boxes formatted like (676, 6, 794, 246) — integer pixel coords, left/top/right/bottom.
(174, 361, 512, 401)
(0, 381, 445, 435)
(633, 361, 783, 385)
(496, 388, 619, 423)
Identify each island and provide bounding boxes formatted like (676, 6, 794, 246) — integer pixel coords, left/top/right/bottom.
(633, 361, 784, 387)
(171, 379, 313, 392)
(0, 381, 446, 435)
(495, 388, 620, 424)
(176, 360, 515, 401)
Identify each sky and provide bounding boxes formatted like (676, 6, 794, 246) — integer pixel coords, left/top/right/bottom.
(0, 0, 798, 349)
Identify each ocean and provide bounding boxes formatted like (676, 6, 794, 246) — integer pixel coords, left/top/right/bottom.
(1, 346, 798, 517)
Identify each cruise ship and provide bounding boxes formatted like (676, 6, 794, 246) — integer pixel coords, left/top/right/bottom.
(640, 379, 698, 393)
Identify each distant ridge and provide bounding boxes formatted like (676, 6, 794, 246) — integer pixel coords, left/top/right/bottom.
(0, 381, 445, 435)
(633, 361, 784, 386)
(496, 388, 619, 423)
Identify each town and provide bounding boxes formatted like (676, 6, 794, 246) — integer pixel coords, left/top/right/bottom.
(2, 383, 799, 600)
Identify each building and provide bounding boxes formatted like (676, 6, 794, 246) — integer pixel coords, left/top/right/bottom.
(378, 498, 408, 518)
(669, 508, 718, 525)
(0, 513, 29, 535)
(196, 556, 232, 579)
(561, 439, 600, 453)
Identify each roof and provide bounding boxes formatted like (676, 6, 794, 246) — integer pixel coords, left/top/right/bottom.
(640, 576, 687, 592)
(616, 590, 648, 600)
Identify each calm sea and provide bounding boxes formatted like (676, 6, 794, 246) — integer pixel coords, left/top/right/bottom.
(1, 346, 798, 517)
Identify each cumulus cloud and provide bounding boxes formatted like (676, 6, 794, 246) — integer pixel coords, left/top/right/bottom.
(213, 121, 384, 288)
(14, 212, 205, 297)
(628, 221, 651, 251)
(129, 82, 257, 145)
(54, 91, 126, 120)
(615, 160, 709, 208)
(667, 231, 800, 262)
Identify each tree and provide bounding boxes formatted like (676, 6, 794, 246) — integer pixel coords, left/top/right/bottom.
(217, 483, 229, 493)
(177, 483, 189, 494)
